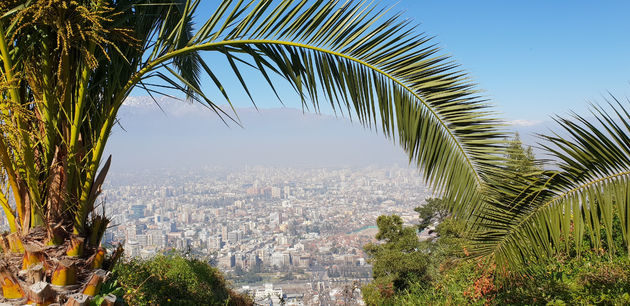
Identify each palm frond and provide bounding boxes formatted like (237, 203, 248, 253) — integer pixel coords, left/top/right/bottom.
(473, 97, 630, 269)
(115, 0, 506, 213)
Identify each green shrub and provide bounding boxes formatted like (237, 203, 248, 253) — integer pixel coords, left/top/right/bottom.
(362, 259, 495, 306)
(493, 255, 630, 305)
(363, 215, 433, 292)
(363, 196, 630, 305)
(112, 255, 252, 305)
(364, 247, 630, 305)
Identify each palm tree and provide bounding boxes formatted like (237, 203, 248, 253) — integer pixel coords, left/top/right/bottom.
(0, 0, 503, 302)
(471, 98, 630, 270)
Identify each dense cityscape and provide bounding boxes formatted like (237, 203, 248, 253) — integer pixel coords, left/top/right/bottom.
(99, 165, 429, 305)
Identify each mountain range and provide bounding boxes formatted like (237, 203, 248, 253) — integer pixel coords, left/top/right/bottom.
(104, 96, 549, 172)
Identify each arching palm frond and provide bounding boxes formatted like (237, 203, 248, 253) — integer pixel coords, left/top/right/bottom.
(472, 97, 630, 269)
(106, 0, 506, 218)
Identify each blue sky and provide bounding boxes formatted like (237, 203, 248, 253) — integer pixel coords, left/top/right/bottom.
(114, 1, 630, 169)
(397, 1, 630, 124)
(185, 0, 630, 125)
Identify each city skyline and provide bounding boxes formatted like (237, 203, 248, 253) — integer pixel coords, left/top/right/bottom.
(103, 165, 431, 304)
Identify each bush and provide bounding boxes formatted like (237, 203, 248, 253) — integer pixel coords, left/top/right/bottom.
(361, 215, 630, 305)
(497, 256, 630, 305)
(390, 259, 494, 306)
(112, 255, 252, 305)
(376, 256, 630, 306)
(363, 199, 630, 305)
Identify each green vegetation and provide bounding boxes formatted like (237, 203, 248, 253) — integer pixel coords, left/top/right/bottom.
(415, 198, 450, 233)
(362, 198, 469, 305)
(365, 206, 630, 305)
(472, 103, 630, 268)
(363, 215, 432, 292)
(366, 252, 630, 305)
(364, 134, 630, 304)
(112, 255, 251, 305)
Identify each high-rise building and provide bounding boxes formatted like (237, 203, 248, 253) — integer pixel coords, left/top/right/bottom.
(208, 236, 222, 250)
(271, 252, 284, 267)
(136, 234, 148, 247)
(227, 231, 239, 244)
(147, 229, 166, 248)
(130, 204, 145, 219)
(221, 225, 228, 241)
(270, 212, 281, 226)
(283, 186, 290, 198)
(271, 187, 281, 199)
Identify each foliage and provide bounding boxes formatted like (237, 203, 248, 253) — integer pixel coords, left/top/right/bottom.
(363, 215, 432, 292)
(394, 260, 495, 306)
(90, 277, 126, 306)
(113, 255, 251, 305)
(472, 101, 630, 269)
(364, 130, 630, 305)
(374, 254, 630, 306)
(415, 198, 450, 233)
(362, 204, 473, 305)
(505, 132, 538, 175)
(364, 217, 630, 305)
(496, 255, 630, 305)
(362, 212, 487, 305)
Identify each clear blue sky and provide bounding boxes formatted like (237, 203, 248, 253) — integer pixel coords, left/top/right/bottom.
(188, 0, 630, 124)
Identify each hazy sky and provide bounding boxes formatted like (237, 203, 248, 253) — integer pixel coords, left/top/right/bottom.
(184, 0, 630, 124)
(106, 99, 411, 170)
(113, 1, 630, 169)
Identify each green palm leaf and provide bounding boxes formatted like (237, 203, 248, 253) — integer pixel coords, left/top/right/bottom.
(473, 97, 630, 269)
(113, 0, 505, 217)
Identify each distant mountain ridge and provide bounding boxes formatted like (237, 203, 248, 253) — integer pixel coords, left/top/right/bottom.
(107, 97, 409, 171)
(105, 96, 550, 172)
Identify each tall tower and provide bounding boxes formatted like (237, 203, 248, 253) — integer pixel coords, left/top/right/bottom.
(221, 225, 228, 241)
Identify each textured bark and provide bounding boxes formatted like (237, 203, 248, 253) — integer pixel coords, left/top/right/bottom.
(6, 234, 23, 253)
(21, 246, 44, 271)
(22, 263, 44, 283)
(51, 259, 77, 287)
(100, 293, 118, 306)
(27, 281, 54, 304)
(46, 146, 67, 226)
(0, 267, 24, 300)
(66, 236, 84, 257)
(88, 248, 105, 269)
(81, 269, 107, 296)
(0, 228, 116, 304)
(0, 235, 9, 253)
(65, 293, 90, 306)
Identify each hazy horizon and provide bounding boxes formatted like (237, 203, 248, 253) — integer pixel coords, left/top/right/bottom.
(105, 96, 412, 172)
(102, 96, 552, 174)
